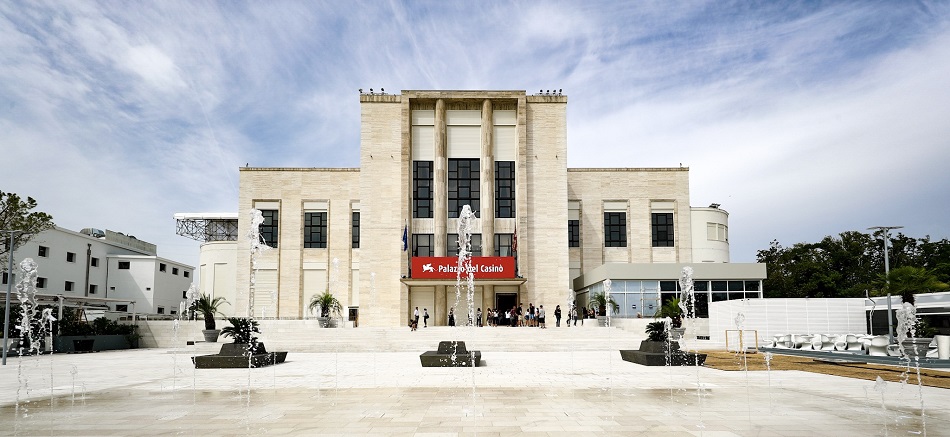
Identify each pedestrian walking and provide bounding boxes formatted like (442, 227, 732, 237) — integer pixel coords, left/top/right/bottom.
(554, 305, 561, 327)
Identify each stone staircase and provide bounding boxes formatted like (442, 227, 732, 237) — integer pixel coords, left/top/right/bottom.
(140, 319, 648, 353)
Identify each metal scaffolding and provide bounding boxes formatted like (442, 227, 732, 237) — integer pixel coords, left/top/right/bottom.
(173, 213, 239, 242)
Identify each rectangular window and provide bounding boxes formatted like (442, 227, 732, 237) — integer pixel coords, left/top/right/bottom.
(65, 281, 74, 292)
(1, 272, 8, 284)
(413, 161, 433, 218)
(568, 220, 580, 247)
(91, 257, 99, 267)
(66, 252, 76, 262)
(304, 211, 328, 248)
(118, 261, 130, 269)
(651, 213, 674, 247)
(184, 271, 190, 278)
(159, 263, 166, 272)
(494, 234, 514, 256)
(495, 161, 515, 218)
(157, 307, 164, 314)
(36, 277, 47, 288)
(448, 158, 480, 218)
(89, 284, 98, 294)
(707, 223, 728, 242)
(170, 310, 177, 315)
(447, 234, 482, 257)
(116, 304, 128, 312)
(604, 212, 627, 247)
(352, 212, 360, 248)
(259, 209, 279, 248)
(411, 234, 434, 257)
(182, 290, 188, 299)
(38, 246, 48, 257)
(172, 267, 179, 275)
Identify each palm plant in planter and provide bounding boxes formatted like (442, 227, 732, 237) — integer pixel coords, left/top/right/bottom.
(308, 291, 343, 328)
(220, 317, 263, 355)
(194, 294, 229, 342)
(589, 291, 619, 326)
(645, 321, 669, 342)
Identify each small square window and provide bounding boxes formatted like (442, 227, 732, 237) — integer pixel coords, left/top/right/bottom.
(38, 246, 49, 257)
(170, 310, 177, 315)
(36, 277, 47, 288)
(118, 261, 130, 269)
(91, 257, 99, 267)
(160, 263, 167, 272)
(66, 252, 76, 262)
(183, 271, 190, 278)
(172, 267, 179, 275)
(65, 281, 74, 292)
(89, 284, 98, 294)
(116, 304, 128, 312)
(157, 307, 165, 314)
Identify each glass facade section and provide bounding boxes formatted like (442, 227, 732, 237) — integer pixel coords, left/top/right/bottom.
(604, 212, 626, 247)
(448, 158, 480, 218)
(304, 212, 327, 248)
(412, 234, 434, 257)
(495, 161, 515, 218)
(651, 212, 674, 247)
(259, 209, 279, 248)
(447, 234, 482, 256)
(568, 220, 579, 247)
(494, 234, 514, 256)
(352, 212, 360, 248)
(413, 161, 433, 218)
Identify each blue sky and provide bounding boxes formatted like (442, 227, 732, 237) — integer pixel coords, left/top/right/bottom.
(3, 1, 949, 272)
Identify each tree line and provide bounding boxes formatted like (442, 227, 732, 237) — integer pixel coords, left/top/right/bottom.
(756, 230, 950, 299)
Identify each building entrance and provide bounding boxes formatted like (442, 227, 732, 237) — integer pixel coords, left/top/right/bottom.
(495, 293, 517, 314)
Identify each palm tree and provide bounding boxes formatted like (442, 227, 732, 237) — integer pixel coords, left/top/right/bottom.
(194, 294, 229, 330)
(873, 266, 948, 305)
(589, 291, 619, 316)
(656, 297, 683, 328)
(308, 291, 343, 319)
(220, 317, 260, 345)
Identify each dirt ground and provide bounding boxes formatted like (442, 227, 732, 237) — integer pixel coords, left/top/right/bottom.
(702, 350, 950, 389)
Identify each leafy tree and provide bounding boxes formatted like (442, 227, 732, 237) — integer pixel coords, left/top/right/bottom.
(0, 191, 55, 268)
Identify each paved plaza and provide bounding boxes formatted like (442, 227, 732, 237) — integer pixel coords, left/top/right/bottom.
(1, 332, 948, 436)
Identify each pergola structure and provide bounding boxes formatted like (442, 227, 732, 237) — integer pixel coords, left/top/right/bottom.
(173, 213, 239, 242)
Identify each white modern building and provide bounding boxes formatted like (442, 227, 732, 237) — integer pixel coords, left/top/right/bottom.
(180, 90, 766, 327)
(2, 227, 194, 316)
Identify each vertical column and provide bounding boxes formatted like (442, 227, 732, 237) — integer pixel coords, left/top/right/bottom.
(480, 99, 495, 256)
(435, 285, 446, 326)
(434, 99, 447, 257)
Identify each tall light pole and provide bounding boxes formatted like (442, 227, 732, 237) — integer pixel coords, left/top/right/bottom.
(2, 230, 23, 365)
(868, 225, 903, 343)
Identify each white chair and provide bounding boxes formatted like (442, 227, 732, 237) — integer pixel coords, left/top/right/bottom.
(868, 336, 890, 356)
(813, 334, 835, 351)
(793, 334, 814, 350)
(775, 334, 791, 349)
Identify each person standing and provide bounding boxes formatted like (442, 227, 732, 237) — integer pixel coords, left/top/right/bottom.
(413, 307, 420, 331)
(476, 308, 483, 327)
(448, 307, 456, 327)
(423, 308, 430, 327)
(554, 305, 562, 327)
(538, 305, 546, 329)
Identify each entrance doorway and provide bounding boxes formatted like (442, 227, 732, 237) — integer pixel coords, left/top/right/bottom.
(495, 293, 517, 314)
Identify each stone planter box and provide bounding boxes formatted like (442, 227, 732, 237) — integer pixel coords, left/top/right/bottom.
(55, 335, 135, 353)
(620, 340, 706, 366)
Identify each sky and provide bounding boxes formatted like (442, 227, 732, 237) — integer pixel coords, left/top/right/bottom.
(2, 1, 949, 273)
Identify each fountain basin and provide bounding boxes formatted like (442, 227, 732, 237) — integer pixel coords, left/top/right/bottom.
(620, 340, 707, 366)
(193, 343, 288, 369)
(420, 341, 481, 367)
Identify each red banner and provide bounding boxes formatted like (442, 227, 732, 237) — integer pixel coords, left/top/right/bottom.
(411, 256, 516, 279)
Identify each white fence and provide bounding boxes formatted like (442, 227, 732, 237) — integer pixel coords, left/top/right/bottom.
(707, 298, 867, 347)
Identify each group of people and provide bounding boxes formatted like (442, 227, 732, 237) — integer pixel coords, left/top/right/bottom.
(413, 302, 601, 329)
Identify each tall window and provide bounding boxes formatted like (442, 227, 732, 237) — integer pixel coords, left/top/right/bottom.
(65, 281, 74, 291)
(352, 212, 360, 248)
(495, 161, 515, 218)
(494, 234, 514, 256)
(604, 212, 627, 247)
(36, 277, 47, 289)
(448, 158, 479, 218)
(89, 284, 98, 295)
(413, 161, 433, 218)
(651, 213, 674, 247)
(91, 257, 99, 267)
(304, 212, 328, 248)
(259, 209, 279, 248)
(568, 220, 580, 247)
(38, 246, 48, 257)
(447, 234, 482, 257)
(412, 234, 434, 257)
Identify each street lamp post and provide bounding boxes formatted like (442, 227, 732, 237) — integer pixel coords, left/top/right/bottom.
(868, 225, 903, 344)
(2, 230, 23, 366)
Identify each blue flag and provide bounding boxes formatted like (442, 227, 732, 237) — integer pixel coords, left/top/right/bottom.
(402, 224, 408, 251)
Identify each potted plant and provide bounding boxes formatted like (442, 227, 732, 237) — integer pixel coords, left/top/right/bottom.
(589, 291, 618, 326)
(194, 293, 229, 342)
(308, 290, 343, 328)
(656, 298, 686, 339)
(220, 317, 262, 355)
